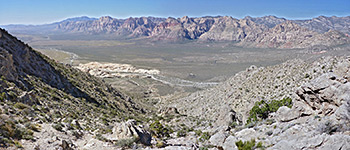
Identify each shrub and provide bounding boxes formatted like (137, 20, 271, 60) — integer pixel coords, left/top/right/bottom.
(246, 97, 292, 124)
(27, 123, 41, 132)
(199, 146, 209, 150)
(235, 139, 263, 150)
(14, 102, 30, 110)
(177, 129, 186, 137)
(235, 139, 255, 150)
(199, 132, 210, 142)
(14, 140, 23, 148)
(0, 92, 5, 101)
(195, 130, 202, 136)
(149, 120, 172, 138)
(52, 123, 64, 132)
(115, 137, 137, 148)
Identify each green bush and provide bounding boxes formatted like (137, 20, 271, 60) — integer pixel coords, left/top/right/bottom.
(195, 130, 202, 136)
(235, 139, 263, 150)
(177, 129, 187, 137)
(14, 102, 30, 110)
(0, 92, 5, 101)
(246, 97, 292, 124)
(14, 140, 23, 148)
(115, 137, 137, 148)
(149, 120, 172, 138)
(52, 123, 64, 132)
(199, 132, 210, 142)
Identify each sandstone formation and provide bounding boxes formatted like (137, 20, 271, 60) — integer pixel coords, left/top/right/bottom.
(52, 15, 350, 49)
(75, 62, 160, 78)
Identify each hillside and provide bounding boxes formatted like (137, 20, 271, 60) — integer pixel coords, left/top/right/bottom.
(0, 28, 147, 149)
(3, 15, 350, 49)
(238, 21, 350, 49)
(1, 28, 350, 149)
(159, 55, 350, 149)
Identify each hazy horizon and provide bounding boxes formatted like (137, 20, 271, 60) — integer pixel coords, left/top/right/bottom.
(2, 14, 350, 26)
(0, 0, 349, 25)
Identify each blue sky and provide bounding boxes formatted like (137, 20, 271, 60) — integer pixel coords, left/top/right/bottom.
(0, 0, 349, 25)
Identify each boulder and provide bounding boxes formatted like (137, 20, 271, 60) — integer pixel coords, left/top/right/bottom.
(235, 128, 257, 140)
(271, 140, 294, 149)
(296, 73, 350, 116)
(319, 134, 350, 150)
(215, 106, 236, 127)
(110, 120, 151, 146)
(276, 106, 299, 122)
(223, 136, 238, 150)
(209, 131, 228, 147)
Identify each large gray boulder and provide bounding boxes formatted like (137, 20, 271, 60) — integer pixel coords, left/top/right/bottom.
(109, 120, 151, 145)
(296, 73, 350, 116)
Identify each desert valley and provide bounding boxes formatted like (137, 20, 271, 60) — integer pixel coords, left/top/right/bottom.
(1, 2, 350, 150)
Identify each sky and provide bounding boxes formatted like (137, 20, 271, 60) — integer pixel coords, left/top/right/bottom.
(0, 0, 349, 25)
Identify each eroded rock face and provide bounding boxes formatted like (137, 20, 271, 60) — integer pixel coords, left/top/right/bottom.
(160, 56, 350, 149)
(75, 62, 160, 78)
(296, 73, 350, 116)
(109, 120, 151, 146)
(55, 15, 350, 49)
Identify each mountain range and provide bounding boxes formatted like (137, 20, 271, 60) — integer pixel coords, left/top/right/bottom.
(1, 15, 350, 148)
(2, 15, 350, 49)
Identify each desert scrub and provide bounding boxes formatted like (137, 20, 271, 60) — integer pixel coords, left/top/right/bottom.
(177, 129, 187, 137)
(0, 118, 36, 147)
(0, 92, 5, 101)
(115, 137, 138, 148)
(14, 102, 30, 110)
(149, 120, 172, 138)
(235, 139, 263, 150)
(199, 132, 211, 142)
(52, 122, 64, 132)
(195, 130, 202, 136)
(14, 140, 23, 148)
(246, 97, 292, 124)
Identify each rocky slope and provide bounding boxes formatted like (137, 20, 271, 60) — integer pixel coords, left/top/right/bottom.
(1, 28, 350, 149)
(52, 15, 350, 48)
(238, 21, 350, 49)
(294, 16, 350, 34)
(158, 55, 350, 149)
(0, 28, 150, 149)
(57, 16, 165, 37)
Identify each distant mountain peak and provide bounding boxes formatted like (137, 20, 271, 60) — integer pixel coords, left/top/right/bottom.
(4, 15, 349, 49)
(62, 16, 97, 22)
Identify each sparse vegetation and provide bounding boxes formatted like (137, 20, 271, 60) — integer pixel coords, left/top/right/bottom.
(199, 132, 211, 142)
(149, 120, 172, 138)
(195, 129, 202, 136)
(52, 122, 64, 132)
(14, 102, 30, 110)
(115, 137, 138, 148)
(246, 97, 292, 124)
(0, 92, 5, 101)
(235, 139, 263, 150)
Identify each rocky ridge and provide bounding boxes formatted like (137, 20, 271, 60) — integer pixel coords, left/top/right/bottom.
(53, 15, 350, 49)
(1, 27, 350, 149)
(0, 28, 151, 149)
(157, 55, 350, 149)
(238, 21, 350, 49)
